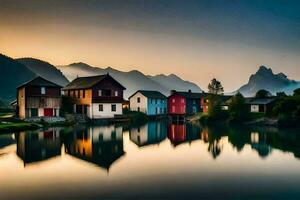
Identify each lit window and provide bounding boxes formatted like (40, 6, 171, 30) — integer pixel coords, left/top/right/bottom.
(115, 91, 118, 96)
(98, 90, 102, 96)
(172, 99, 175, 103)
(41, 87, 46, 94)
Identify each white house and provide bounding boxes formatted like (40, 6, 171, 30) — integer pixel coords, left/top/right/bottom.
(129, 90, 167, 116)
(62, 74, 126, 119)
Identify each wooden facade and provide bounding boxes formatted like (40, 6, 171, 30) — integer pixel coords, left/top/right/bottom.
(17, 77, 62, 119)
(63, 74, 126, 119)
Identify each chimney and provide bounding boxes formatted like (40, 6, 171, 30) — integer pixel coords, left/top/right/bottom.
(188, 89, 192, 93)
(171, 90, 176, 95)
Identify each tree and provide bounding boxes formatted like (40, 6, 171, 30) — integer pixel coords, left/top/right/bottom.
(276, 92, 287, 98)
(207, 94, 226, 120)
(61, 96, 76, 115)
(255, 89, 271, 99)
(293, 88, 300, 96)
(208, 78, 224, 95)
(228, 92, 249, 122)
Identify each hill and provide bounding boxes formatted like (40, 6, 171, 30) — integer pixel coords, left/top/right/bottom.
(57, 63, 202, 99)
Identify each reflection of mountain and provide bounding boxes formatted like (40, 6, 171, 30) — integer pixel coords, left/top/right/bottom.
(167, 123, 201, 147)
(64, 125, 125, 171)
(16, 129, 62, 165)
(130, 122, 167, 147)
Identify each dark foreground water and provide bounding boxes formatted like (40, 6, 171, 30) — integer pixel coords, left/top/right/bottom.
(0, 122, 300, 200)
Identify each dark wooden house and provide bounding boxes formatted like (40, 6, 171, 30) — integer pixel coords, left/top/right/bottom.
(17, 76, 62, 119)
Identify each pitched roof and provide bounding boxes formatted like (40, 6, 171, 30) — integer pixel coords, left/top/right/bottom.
(63, 74, 126, 90)
(129, 90, 167, 99)
(245, 98, 277, 105)
(170, 91, 207, 99)
(17, 76, 62, 89)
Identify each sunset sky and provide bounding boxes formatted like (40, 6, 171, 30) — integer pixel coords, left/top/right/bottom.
(0, 0, 299, 92)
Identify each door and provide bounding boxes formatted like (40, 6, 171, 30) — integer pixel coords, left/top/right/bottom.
(31, 108, 38, 117)
(44, 108, 53, 117)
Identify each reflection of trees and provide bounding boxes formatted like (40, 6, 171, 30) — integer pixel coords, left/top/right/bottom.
(208, 140, 222, 159)
(202, 125, 226, 159)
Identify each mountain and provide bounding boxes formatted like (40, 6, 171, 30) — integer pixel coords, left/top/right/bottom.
(236, 66, 300, 96)
(16, 58, 69, 87)
(148, 74, 202, 94)
(57, 63, 202, 99)
(0, 54, 36, 102)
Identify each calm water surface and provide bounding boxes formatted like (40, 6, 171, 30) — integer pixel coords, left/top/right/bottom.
(0, 122, 300, 200)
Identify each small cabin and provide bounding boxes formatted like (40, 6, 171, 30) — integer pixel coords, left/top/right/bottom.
(17, 76, 62, 119)
(129, 90, 167, 116)
(245, 98, 277, 114)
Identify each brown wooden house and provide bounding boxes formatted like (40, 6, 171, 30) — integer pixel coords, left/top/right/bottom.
(17, 76, 62, 119)
(62, 74, 126, 119)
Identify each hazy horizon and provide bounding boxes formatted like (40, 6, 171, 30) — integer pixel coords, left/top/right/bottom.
(1, 0, 299, 92)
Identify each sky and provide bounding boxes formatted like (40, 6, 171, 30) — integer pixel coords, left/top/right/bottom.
(0, 0, 299, 92)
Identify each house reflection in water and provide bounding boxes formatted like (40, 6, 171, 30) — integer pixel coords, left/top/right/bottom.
(16, 129, 62, 166)
(130, 122, 167, 147)
(64, 125, 125, 171)
(250, 132, 272, 158)
(167, 123, 201, 147)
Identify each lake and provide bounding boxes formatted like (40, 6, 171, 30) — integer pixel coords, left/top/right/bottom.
(0, 122, 300, 200)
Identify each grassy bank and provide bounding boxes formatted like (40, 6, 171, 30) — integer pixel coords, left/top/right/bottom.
(0, 122, 40, 133)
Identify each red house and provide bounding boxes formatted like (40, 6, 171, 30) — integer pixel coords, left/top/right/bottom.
(168, 90, 206, 115)
(167, 124, 186, 146)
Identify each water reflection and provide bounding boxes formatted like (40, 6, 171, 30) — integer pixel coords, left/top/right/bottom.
(130, 122, 167, 147)
(15, 129, 62, 165)
(0, 134, 15, 157)
(167, 123, 201, 147)
(64, 125, 125, 171)
(4, 122, 300, 168)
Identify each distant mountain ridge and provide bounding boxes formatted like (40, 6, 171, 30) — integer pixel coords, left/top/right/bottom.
(236, 66, 300, 96)
(0, 54, 69, 103)
(17, 58, 69, 87)
(0, 54, 36, 102)
(57, 63, 202, 99)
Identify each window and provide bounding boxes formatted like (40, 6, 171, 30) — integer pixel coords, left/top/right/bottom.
(181, 99, 185, 103)
(41, 87, 46, 95)
(172, 99, 175, 103)
(137, 97, 140, 103)
(115, 91, 118, 96)
(111, 131, 116, 140)
(31, 108, 38, 117)
(98, 90, 102, 96)
(111, 104, 116, 112)
(172, 106, 175, 112)
(99, 104, 103, 111)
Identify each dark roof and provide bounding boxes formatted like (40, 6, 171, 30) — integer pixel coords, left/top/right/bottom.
(170, 91, 207, 99)
(245, 98, 277, 105)
(17, 76, 62, 89)
(129, 90, 167, 99)
(63, 74, 126, 90)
